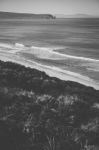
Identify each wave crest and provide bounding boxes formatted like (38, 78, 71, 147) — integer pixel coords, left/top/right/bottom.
(0, 42, 99, 62)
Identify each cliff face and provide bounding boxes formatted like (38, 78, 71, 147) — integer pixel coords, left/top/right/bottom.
(0, 11, 56, 19)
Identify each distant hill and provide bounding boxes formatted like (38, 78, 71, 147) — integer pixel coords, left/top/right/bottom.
(0, 11, 56, 19)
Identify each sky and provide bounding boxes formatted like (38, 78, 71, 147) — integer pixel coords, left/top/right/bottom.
(0, 0, 99, 16)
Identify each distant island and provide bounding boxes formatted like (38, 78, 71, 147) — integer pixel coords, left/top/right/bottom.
(0, 11, 56, 19)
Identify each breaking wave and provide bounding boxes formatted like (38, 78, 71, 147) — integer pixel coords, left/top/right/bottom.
(0, 42, 99, 89)
(0, 42, 99, 63)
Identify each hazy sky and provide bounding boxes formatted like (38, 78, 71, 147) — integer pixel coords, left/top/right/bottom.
(0, 0, 99, 16)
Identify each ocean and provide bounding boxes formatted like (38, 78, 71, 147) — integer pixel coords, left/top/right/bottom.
(0, 18, 99, 88)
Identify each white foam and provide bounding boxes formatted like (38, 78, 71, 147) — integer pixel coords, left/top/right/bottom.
(15, 43, 25, 48)
(51, 50, 99, 62)
(0, 42, 27, 54)
(0, 43, 25, 49)
(0, 43, 13, 49)
(31, 45, 99, 62)
(31, 46, 52, 51)
(0, 42, 99, 63)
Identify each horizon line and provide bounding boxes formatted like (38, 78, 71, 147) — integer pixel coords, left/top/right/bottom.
(0, 10, 99, 17)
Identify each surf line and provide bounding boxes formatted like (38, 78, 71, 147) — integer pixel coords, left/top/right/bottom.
(0, 42, 99, 63)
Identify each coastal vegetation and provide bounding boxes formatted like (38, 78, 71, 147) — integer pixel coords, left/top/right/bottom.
(0, 60, 99, 150)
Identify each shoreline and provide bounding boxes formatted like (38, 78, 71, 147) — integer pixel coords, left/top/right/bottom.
(0, 52, 99, 90)
(1, 42, 99, 62)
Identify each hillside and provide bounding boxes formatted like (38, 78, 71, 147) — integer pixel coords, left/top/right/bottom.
(0, 60, 99, 150)
(0, 11, 56, 19)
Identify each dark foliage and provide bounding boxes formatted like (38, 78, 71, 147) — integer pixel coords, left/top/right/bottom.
(0, 60, 99, 150)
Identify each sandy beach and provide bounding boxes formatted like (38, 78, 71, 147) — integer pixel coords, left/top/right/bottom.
(0, 45, 99, 90)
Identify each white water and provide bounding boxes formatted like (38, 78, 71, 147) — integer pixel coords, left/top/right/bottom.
(0, 42, 99, 62)
(0, 42, 99, 90)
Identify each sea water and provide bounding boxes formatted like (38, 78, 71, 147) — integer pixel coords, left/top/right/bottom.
(0, 18, 99, 88)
